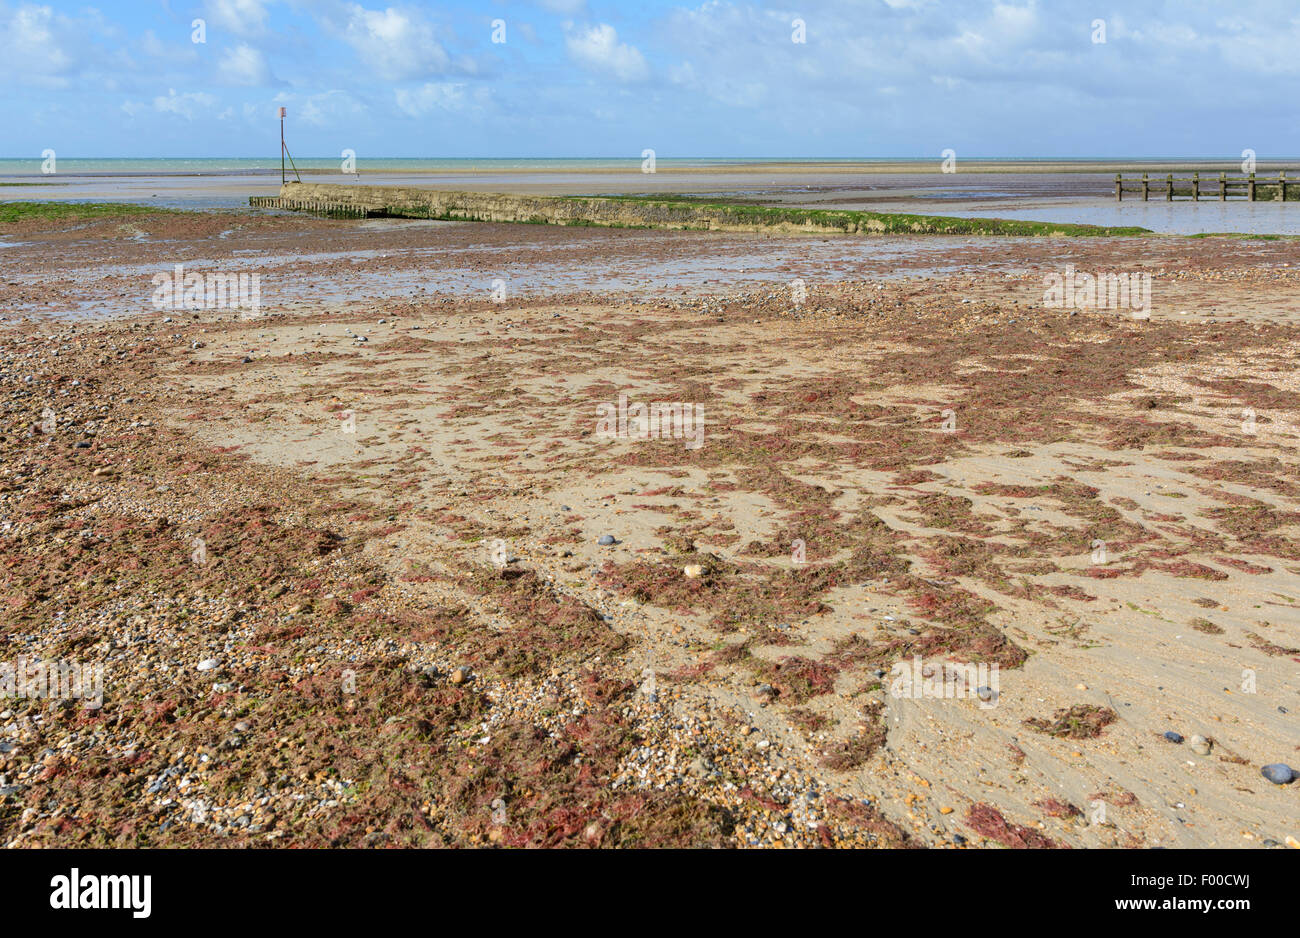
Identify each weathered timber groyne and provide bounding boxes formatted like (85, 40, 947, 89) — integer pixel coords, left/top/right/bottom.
(249, 182, 1151, 237)
(1115, 172, 1299, 202)
(248, 196, 368, 218)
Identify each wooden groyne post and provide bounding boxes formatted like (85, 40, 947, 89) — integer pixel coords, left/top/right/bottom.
(1115, 171, 1293, 202)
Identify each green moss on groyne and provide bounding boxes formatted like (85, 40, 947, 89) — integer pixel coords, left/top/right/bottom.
(259, 183, 1152, 237)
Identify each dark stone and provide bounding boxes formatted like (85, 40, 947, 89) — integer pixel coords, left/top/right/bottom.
(1260, 764, 1295, 785)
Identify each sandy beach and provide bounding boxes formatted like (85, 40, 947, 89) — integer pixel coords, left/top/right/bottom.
(1, 207, 1297, 848)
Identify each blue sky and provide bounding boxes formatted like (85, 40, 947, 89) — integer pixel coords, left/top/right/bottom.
(4, 0, 1300, 159)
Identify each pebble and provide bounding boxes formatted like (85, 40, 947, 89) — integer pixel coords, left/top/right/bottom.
(1261, 764, 1295, 785)
(597, 535, 616, 546)
(197, 659, 219, 671)
(683, 564, 704, 579)
(976, 686, 997, 703)
(1188, 735, 1211, 756)
(1163, 731, 1184, 744)
(450, 668, 467, 685)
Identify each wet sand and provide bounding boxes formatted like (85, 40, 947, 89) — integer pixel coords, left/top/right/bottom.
(3, 212, 1299, 320)
(1, 210, 1298, 849)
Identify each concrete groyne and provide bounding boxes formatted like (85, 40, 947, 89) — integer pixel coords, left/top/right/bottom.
(253, 182, 881, 234)
(249, 182, 1151, 237)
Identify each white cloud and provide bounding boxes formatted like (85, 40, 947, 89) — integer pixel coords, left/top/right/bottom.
(989, 2, 1039, 42)
(205, 0, 270, 37)
(537, 0, 587, 13)
(153, 88, 220, 120)
(0, 4, 78, 87)
(565, 23, 648, 82)
(332, 3, 450, 81)
(218, 43, 272, 86)
(394, 81, 468, 117)
(273, 89, 368, 128)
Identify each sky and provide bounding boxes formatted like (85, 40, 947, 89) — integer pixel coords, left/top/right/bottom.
(4, 0, 1300, 160)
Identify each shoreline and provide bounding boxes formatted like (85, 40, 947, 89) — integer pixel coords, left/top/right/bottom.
(8, 161, 1300, 234)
